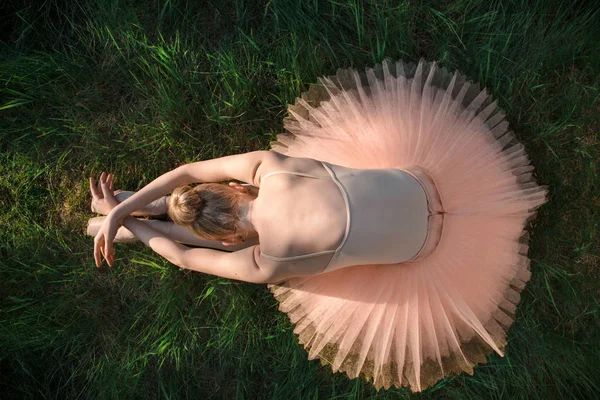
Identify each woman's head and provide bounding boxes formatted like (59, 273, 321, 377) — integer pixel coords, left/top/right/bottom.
(168, 183, 244, 241)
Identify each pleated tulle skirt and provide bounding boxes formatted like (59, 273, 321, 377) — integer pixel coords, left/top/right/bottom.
(266, 59, 549, 392)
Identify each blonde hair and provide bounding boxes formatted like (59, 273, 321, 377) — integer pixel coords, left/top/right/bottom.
(167, 183, 242, 240)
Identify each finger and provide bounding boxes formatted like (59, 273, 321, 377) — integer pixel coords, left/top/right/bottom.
(100, 174, 111, 198)
(108, 174, 114, 191)
(103, 248, 113, 268)
(101, 242, 108, 266)
(97, 174, 105, 199)
(90, 177, 100, 198)
(94, 237, 102, 267)
(105, 240, 114, 267)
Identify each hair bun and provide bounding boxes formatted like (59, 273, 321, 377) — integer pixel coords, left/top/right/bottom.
(168, 185, 203, 225)
(167, 182, 241, 240)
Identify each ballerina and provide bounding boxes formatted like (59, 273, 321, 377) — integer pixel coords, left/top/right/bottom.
(89, 149, 431, 283)
(88, 59, 548, 392)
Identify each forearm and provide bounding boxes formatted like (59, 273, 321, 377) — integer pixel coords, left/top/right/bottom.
(122, 216, 188, 266)
(114, 191, 169, 217)
(144, 219, 259, 251)
(111, 166, 192, 220)
(122, 217, 253, 281)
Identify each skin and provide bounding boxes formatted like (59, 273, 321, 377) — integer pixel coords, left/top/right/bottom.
(89, 177, 259, 251)
(90, 151, 348, 283)
(219, 182, 259, 246)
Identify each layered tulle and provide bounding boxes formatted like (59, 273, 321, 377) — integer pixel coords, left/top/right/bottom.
(267, 59, 548, 391)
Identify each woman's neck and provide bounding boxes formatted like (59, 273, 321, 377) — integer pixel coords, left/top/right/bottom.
(237, 194, 259, 238)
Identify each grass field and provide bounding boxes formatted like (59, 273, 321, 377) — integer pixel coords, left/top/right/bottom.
(1, 0, 599, 398)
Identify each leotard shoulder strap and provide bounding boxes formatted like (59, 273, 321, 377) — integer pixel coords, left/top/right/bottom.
(260, 170, 332, 181)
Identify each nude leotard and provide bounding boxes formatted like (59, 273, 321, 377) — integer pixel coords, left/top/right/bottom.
(259, 161, 445, 273)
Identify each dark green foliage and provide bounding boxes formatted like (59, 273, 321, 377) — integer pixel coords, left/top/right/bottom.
(1, 0, 599, 398)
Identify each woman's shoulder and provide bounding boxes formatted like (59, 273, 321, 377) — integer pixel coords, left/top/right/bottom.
(255, 152, 328, 186)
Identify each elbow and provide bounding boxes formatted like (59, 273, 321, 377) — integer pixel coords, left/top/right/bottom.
(248, 263, 277, 284)
(253, 269, 288, 284)
(168, 248, 188, 270)
(253, 272, 273, 284)
(174, 164, 193, 185)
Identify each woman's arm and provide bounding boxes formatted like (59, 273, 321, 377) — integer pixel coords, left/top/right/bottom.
(122, 217, 270, 283)
(95, 151, 273, 267)
(122, 216, 190, 266)
(143, 219, 259, 251)
(110, 150, 272, 222)
(110, 166, 190, 222)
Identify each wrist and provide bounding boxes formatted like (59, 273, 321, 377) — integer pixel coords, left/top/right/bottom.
(109, 208, 126, 224)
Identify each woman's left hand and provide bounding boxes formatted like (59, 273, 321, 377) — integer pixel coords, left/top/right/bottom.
(90, 172, 119, 215)
(90, 172, 121, 267)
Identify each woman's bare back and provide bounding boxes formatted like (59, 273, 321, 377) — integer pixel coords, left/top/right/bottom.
(251, 153, 348, 272)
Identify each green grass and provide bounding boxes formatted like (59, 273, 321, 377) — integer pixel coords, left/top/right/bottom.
(1, 0, 599, 398)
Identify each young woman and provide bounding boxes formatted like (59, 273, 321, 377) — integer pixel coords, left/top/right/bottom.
(88, 59, 548, 392)
(91, 149, 435, 284)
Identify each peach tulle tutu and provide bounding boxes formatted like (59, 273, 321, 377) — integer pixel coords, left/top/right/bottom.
(266, 59, 549, 392)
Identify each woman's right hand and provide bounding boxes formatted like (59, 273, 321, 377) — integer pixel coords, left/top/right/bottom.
(94, 211, 121, 267)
